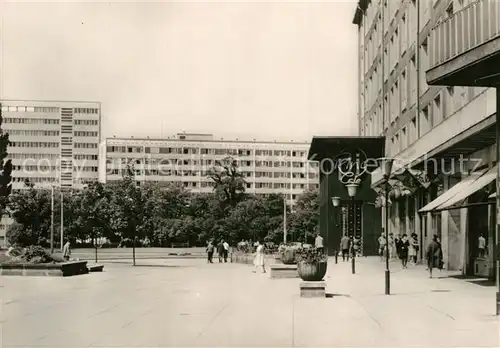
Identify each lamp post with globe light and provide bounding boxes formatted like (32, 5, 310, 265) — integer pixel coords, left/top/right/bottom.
(379, 157, 395, 295)
(345, 182, 360, 274)
(331, 196, 341, 264)
(334, 179, 360, 274)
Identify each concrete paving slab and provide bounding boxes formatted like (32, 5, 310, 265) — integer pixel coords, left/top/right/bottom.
(1, 257, 499, 348)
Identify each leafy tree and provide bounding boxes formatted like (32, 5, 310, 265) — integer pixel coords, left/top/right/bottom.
(288, 187, 319, 243)
(222, 194, 284, 245)
(0, 103, 11, 216)
(6, 222, 39, 247)
(73, 181, 112, 245)
(107, 166, 145, 245)
(7, 181, 52, 245)
(207, 156, 246, 206)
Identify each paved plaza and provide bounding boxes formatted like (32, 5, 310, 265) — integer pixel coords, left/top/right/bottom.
(1, 257, 499, 348)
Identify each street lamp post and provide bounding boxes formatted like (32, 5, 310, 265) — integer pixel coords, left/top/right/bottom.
(380, 157, 395, 295)
(283, 195, 287, 244)
(331, 196, 341, 264)
(346, 183, 359, 275)
(50, 185, 54, 254)
(60, 190, 64, 251)
(126, 196, 137, 267)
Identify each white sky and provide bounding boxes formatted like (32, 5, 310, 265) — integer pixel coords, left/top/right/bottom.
(0, 0, 359, 142)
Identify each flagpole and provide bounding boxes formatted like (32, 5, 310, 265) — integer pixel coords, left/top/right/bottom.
(283, 195, 287, 244)
(60, 191, 64, 251)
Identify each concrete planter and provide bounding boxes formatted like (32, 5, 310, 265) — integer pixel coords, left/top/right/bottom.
(231, 253, 254, 264)
(0, 261, 89, 277)
(281, 248, 297, 265)
(297, 261, 327, 281)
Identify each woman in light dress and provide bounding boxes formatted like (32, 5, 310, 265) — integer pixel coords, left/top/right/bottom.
(408, 233, 419, 265)
(253, 240, 266, 273)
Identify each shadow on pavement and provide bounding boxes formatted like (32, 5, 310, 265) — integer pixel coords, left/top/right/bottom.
(446, 274, 495, 287)
(325, 293, 351, 298)
(98, 261, 189, 268)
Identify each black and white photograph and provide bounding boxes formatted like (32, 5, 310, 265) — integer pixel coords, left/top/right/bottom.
(0, 0, 499, 347)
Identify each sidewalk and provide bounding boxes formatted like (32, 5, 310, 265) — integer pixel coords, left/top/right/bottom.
(325, 257, 498, 347)
(1, 257, 498, 347)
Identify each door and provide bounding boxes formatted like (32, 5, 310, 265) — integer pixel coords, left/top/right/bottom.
(467, 191, 489, 276)
(340, 200, 362, 254)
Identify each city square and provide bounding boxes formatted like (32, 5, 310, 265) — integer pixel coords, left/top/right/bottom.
(2, 257, 498, 348)
(1, 1, 500, 347)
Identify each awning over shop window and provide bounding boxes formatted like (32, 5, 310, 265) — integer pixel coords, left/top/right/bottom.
(418, 168, 488, 213)
(435, 165, 497, 211)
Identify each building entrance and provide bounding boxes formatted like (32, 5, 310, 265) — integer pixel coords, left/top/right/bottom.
(467, 191, 490, 276)
(339, 201, 362, 256)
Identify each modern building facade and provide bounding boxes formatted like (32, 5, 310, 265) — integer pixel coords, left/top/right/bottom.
(100, 133, 319, 205)
(354, 0, 498, 277)
(0, 100, 102, 246)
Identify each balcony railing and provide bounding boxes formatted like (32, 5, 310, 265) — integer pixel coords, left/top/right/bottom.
(429, 0, 500, 69)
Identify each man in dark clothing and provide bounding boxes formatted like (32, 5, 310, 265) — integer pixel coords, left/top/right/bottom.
(426, 235, 443, 278)
(206, 241, 215, 263)
(217, 240, 224, 262)
(399, 234, 410, 269)
(340, 233, 350, 261)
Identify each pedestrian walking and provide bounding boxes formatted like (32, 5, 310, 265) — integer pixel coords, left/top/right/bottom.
(223, 240, 229, 262)
(378, 232, 387, 261)
(426, 235, 443, 278)
(478, 233, 486, 258)
(216, 240, 224, 262)
(409, 233, 419, 264)
(206, 240, 214, 263)
(63, 239, 71, 261)
(252, 240, 266, 273)
(399, 234, 409, 268)
(315, 233, 324, 254)
(340, 233, 350, 261)
(388, 233, 396, 259)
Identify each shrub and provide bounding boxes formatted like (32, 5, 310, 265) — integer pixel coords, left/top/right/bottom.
(50, 253, 66, 263)
(7, 246, 23, 257)
(5, 223, 39, 247)
(22, 245, 52, 263)
(295, 247, 327, 264)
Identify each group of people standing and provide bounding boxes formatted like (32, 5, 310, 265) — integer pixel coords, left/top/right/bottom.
(339, 233, 362, 261)
(377, 231, 420, 268)
(205, 239, 229, 263)
(377, 231, 444, 278)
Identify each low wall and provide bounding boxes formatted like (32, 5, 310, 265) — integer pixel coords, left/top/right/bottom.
(0, 261, 89, 277)
(231, 253, 277, 265)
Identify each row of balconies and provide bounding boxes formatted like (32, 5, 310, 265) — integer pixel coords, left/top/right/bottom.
(429, 0, 500, 71)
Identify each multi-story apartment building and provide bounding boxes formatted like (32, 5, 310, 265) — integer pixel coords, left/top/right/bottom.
(354, 0, 497, 278)
(100, 133, 319, 205)
(0, 100, 102, 246)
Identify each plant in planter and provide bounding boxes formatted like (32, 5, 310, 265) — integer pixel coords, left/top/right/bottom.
(295, 246, 328, 281)
(280, 242, 301, 265)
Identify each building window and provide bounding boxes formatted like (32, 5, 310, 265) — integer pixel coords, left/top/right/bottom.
(401, 69, 407, 112)
(446, 2, 454, 17)
(421, 104, 431, 135)
(401, 13, 407, 55)
(420, 39, 429, 93)
(433, 94, 442, 125)
(409, 117, 417, 144)
(400, 127, 407, 150)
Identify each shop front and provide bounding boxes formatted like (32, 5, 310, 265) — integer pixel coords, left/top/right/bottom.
(308, 136, 385, 257)
(371, 108, 497, 275)
(417, 146, 496, 276)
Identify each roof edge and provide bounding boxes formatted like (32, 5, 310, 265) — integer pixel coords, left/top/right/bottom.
(352, 0, 369, 26)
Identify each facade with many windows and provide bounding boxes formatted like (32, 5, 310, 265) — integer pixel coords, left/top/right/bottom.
(0, 100, 101, 246)
(100, 133, 319, 205)
(354, 0, 497, 277)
